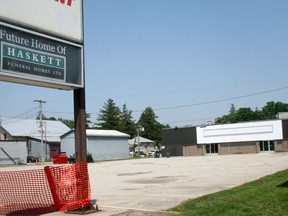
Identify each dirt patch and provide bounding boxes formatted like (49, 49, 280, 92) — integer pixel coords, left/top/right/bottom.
(128, 178, 176, 184)
(112, 210, 178, 216)
(128, 176, 184, 184)
(117, 171, 153, 176)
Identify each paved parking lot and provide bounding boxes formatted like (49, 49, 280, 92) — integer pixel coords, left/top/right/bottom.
(66, 153, 288, 216)
(3, 152, 288, 215)
(71, 152, 288, 215)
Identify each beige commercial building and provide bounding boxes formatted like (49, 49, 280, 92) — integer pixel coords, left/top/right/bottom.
(162, 119, 288, 156)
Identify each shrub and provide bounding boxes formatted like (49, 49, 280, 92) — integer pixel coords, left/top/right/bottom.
(87, 153, 94, 163)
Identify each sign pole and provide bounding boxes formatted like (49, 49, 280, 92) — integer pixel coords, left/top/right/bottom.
(73, 88, 99, 213)
(74, 88, 87, 162)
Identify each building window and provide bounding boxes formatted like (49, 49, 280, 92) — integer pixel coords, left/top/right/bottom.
(206, 143, 218, 154)
(260, 141, 275, 152)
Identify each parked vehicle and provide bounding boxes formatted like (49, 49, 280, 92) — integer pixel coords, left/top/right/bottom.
(148, 151, 155, 157)
(154, 150, 161, 158)
(148, 150, 161, 158)
(27, 156, 38, 163)
(134, 151, 146, 157)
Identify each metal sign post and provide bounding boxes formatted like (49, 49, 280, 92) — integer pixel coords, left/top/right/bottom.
(73, 88, 99, 213)
(74, 88, 87, 162)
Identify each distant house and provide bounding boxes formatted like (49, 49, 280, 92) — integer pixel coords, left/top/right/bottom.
(61, 129, 130, 161)
(0, 119, 70, 163)
(128, 136, 155, 153)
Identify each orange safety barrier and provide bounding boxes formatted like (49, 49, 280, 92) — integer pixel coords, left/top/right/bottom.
(0, 162, 91, 215)
(0, 169, 55, 215)
(44, 162, 91, 212)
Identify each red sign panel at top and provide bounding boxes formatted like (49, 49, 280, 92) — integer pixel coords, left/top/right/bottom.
(55, 0, 73, 7)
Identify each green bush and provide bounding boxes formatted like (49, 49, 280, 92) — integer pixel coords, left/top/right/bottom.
(87, 153, 94, 163)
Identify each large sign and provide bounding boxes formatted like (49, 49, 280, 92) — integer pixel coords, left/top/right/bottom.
(0, 22, 83, 90)
(0, 0, 83, 43)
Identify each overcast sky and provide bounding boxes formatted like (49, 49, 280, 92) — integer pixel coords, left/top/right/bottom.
(1, 0, 288, 127)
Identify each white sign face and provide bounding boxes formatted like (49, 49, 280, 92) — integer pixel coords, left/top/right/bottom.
(196, 120, 283, 144)
(0, 0, 83, 43)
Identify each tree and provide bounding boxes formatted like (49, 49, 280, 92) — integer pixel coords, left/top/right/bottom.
(137, 107, 165, 145)
(235, 107, 257, 122)
(215, 101, 288, 124)
(262, 101, 288, 120)
(95, 98, 122, 130)
(215, 104, 234, 123)
(229, 103, 236, 114)
(36, 114, 48, 120)
(254, 107, 265, 120)
(227, 103, 238, 123)
(58, 118, 74, 129)
(216, 107, 259, 123)
(215, 114, 230, 124)
(121, 104, 136, 138)
(85, 113, 92, 128)
(36, 116, 74, 128)
(215, 104, 237, 124)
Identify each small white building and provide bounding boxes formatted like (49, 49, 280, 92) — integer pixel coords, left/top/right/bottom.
(61, 129, 130, 161)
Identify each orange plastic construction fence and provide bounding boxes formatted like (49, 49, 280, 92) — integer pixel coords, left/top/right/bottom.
(0, 162, 91, 215)
(0, 168, 55, 215)
(44, 162, 91, 212)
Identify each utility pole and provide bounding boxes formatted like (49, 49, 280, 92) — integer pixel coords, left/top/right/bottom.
(136, 126, 144, 156)
(34, 100, 46, 164)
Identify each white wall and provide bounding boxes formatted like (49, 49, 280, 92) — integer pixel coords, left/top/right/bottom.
(61, 133, 129, 161)
(88, 137, 129, 161)
(197, 120, 283, 144)
(0, 141, 27, 165)
(30, 139, 50, 160)
(61, 132, 75, 158)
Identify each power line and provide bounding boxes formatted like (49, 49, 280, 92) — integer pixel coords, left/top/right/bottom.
(45, 111, 74, 115)
(42, 86, 288, 115)
(165, 117, 217, 125)
(8, 86, 287, 126)
(142, 86, 288, 112)
(1, 107, 39, 122)
(87, 87, 207, 100)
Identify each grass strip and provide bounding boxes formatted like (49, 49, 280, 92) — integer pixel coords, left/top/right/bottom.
(171, 169, 288, 216)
